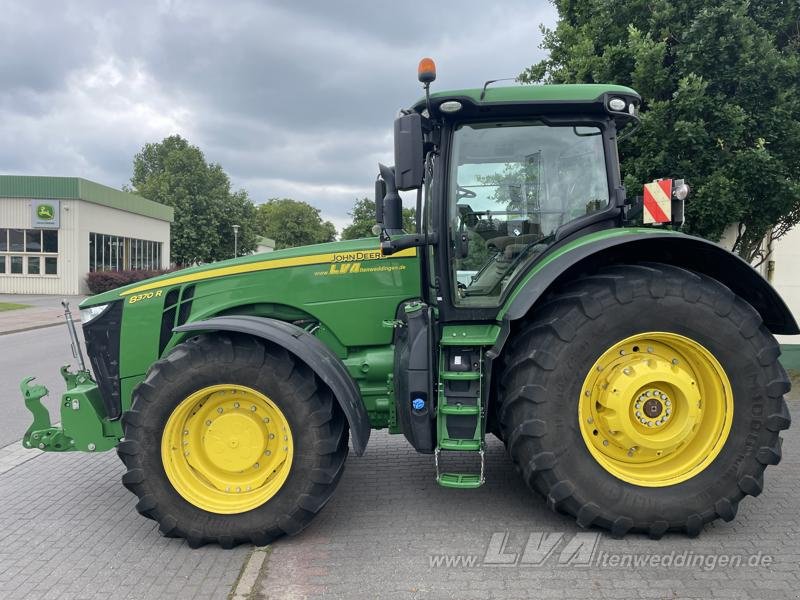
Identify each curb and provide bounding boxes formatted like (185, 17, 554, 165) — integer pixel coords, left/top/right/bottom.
(0, 318, 82, 337)
(0, 321, 68, 336)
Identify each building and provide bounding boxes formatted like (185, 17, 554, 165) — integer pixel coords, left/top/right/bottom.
(0, 175, 173, 295)
(759, 227, 800, 372)
(720, 224, 800, 372)
(254, 235, 276, 254)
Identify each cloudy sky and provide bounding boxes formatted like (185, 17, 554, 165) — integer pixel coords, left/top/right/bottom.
(1, 0, 557, 231)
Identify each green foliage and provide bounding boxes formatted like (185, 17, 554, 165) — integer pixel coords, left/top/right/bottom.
(340, 198, 415, 240)
(130, 135, 258, 265)
(254, 198, 337, 249)
(521, 0, 800, 262)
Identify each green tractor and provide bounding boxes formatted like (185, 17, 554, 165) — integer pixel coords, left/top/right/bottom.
(22, 59, 794, 546)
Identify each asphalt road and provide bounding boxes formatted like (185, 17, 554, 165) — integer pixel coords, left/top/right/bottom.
(1, 325, 84, 446)
(0, 331, 798, 599)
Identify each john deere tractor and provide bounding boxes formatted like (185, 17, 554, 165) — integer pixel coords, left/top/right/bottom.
(22, 59, 794, 546)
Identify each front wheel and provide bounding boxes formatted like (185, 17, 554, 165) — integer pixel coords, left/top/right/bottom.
(118, 333, 348, 548)
(498, 263, 791, 538)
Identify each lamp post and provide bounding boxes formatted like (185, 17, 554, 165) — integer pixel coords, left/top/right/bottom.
(232, 224, 240, 258)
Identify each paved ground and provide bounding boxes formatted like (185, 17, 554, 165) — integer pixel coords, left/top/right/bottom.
(257, 393, 800, 600)
(1, 326, 83, 446)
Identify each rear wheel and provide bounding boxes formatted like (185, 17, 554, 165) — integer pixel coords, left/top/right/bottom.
(119, 333, 348, 548)
(498, 263, 791, 538)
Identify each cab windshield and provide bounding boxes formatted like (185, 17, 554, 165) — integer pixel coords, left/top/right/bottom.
(449, 121, 609, 306)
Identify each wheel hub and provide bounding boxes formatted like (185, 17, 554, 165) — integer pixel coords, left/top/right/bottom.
(642, 398, 662, 418)
(578, 332, 733, 487)
(161, 384, 294, 513)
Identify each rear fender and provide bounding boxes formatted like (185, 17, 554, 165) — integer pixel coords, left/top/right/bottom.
(493, 232, 798, 354)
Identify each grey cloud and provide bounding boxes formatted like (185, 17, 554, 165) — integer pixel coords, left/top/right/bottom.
(0, 0, 557, 226)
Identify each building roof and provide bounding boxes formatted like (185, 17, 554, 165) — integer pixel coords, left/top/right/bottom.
(255, 235, 276, 248)
(0, 175, 174, 222)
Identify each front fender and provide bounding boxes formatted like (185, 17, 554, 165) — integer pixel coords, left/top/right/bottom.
(174, 315, 370, 455)
(500, 230, 799, 334)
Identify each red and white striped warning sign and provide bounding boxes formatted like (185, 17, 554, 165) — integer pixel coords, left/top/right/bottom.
(643, 179, 672, 224)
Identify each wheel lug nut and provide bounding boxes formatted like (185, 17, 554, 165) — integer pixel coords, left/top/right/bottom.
(665, 400, 671, 407)
(205, 420, 212, 426)
(264, 450, 271, 456)
(602, 440, 609, 446)
(236, 487, 241, 493)
(251, 405, 257, 412)
(234, 402, 240, 408)
(635, 411, 642, 418)
(217, 408, 223, 414)
(269, 433, 275, 439)
(254, 463, 260, 469)
(587, 417, 594, 424)
(647, 421, 654, 427)
(263, 417, 270, 423)
(672, 358, 679, 365)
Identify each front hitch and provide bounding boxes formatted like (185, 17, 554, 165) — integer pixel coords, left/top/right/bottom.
(21, 366, 120, 452)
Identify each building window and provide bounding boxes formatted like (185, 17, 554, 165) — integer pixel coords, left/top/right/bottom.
(0, 228, 58, 276)
(88, 232, 162, 271)
(10, 256, 23, 274)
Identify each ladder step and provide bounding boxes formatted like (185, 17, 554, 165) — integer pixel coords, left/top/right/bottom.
(439, 438, 481, 451)
(441, 371, 480, 381)
(439, 403, 480, 415)
(437, 472, 484, 489)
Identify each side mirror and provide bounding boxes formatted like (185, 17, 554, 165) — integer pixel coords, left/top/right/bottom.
(378, 163, 404, 234)
(374, 177, 386, 224)
(394, 112, 424, 191)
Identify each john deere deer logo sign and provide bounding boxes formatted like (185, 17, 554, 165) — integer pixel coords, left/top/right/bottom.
(32, 199, 60, 229)
(37, 204, 54, 220)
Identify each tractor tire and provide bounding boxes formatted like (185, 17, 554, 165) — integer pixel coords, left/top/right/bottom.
(498, 263, 791, 538)
(118, 332, 348, 548)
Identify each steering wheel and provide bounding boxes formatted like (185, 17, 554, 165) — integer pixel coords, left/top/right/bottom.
(457, 185, 476, 200)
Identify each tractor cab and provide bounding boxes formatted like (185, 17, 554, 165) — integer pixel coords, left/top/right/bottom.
(377, 60, 640, 318)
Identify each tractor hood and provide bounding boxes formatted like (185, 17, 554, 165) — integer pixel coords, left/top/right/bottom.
(80, 237, 402, 309)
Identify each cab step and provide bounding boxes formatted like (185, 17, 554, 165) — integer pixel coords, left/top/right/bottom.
(439, 437, 481, 451)
(434, 447, 485, 489)
(438, 403, 480, 416)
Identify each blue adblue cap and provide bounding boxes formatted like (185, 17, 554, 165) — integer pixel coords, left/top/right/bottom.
(412, 398, 425, 411)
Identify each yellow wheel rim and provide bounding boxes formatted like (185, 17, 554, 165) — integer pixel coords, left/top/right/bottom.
(578, 332, 733, 487)
(161, 384, 294, 513)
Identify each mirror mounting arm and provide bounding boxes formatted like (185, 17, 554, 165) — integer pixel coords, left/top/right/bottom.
(380, 232, 438, 256)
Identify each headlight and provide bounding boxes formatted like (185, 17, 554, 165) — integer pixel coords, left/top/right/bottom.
(608, 97, 626, 112)
(80, 303, 110, 325)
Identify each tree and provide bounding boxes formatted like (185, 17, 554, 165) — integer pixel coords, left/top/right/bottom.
(521, 0, 800, 263)
(130, 135, 258, 265)
(254, 199, 336, 249)
(340, 197, 416, 240)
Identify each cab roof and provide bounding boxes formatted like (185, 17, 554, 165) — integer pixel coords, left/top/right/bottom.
(413, 83, 640, 118)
